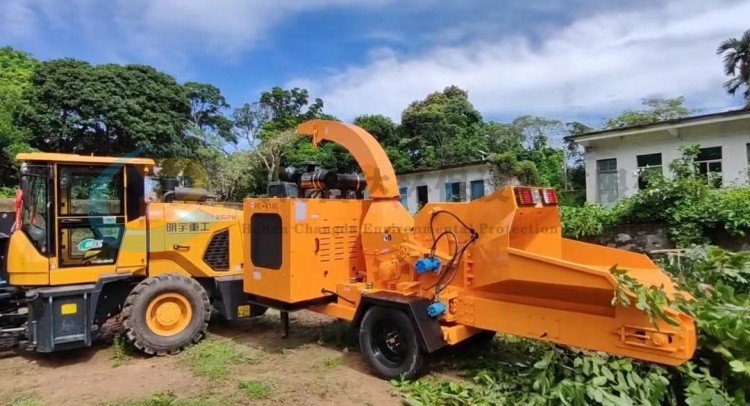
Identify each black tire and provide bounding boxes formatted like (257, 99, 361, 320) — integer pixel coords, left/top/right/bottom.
(358, 306, 424, 380)
(122, 274, 210, 355)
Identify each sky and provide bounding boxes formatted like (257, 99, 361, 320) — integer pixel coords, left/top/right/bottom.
(1, 0, 748, 127)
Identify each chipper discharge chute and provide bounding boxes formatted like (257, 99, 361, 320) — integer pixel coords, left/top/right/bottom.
(241, 119, 696, 380)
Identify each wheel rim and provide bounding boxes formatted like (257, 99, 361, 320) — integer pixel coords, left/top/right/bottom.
(146, 293, 192, 337)
(371, 319, 407, 368)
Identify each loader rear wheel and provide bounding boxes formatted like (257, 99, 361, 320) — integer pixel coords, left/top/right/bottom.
(359, 306, 424, 380)
(122, 274, 210, 355)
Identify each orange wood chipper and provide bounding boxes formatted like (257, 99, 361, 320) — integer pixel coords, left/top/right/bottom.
(240, 119, 696, 379)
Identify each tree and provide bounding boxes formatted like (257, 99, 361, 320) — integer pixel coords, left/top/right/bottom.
(717, 29, 750, 103)
(354, 114, 413, 173)
(232, 102, 270, 149)
(16, 59, 192, 158)
(484, 122, 524, 155)
(0, 47, 38, 189)
(400, 85, 487, 168)
(257, 87, 323, 135)
(211, 151, 257, 201)
(183, 81, 235, 150)
(604, 96, 692, 129)
(251, 129, 300, 184)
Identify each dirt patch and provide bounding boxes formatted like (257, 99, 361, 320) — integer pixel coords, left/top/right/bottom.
(0, 310, 401, 406)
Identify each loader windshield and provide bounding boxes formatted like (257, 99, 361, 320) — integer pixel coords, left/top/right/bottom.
(20, 165, 50, 254)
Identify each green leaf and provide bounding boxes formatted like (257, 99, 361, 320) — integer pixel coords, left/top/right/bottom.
(592, 376, 607, 386)
(729, 360, 746, 373)
(601, 366, 615, 381)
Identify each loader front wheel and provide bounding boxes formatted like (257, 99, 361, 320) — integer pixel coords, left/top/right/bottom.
(359, 306, 424, 380)
(122, 274, 210, 355)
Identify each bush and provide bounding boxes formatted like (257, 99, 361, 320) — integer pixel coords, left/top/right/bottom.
(559, 146, 750, 247)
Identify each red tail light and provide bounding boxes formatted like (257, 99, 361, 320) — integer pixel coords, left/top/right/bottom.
(541, 189, 558, 206)
(515, 187, 536, 206)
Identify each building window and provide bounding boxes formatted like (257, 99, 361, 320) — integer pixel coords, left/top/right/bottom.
(417, 185, 428, 210)
(399, 187, 408, 210)
(444, 182, 466, 202)
(696, 146, 722, 187)
(596, 158, 618, 206)
(470, 180, 485, 200)
(636, 153, 662, 190)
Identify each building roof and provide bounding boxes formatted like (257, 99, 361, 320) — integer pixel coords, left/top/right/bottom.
(396, 160, 488, 175)
(16, 152, 155, 167)
(566, 107, 750, 143)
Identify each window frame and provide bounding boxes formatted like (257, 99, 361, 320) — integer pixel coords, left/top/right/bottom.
(596, 158, 619, 206)
(636, 153, 663, 190)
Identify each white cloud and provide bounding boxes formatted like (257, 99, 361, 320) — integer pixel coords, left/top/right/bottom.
(290, 0, 750, 122)
(0, 0, 394, 67)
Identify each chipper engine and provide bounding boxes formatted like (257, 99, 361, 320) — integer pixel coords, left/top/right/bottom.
(240, 119, 697, 379)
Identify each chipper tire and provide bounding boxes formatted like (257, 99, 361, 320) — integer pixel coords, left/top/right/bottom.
(359, 306, 424, 380)
(122, 274, 210, 356)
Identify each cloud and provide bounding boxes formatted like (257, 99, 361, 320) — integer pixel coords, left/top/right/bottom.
(290, 0, 750, 122)
(0, 0, 394, 67)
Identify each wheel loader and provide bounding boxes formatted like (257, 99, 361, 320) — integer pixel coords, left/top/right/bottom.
(0, 154, 265, 355)
(0, 120, 696, 381)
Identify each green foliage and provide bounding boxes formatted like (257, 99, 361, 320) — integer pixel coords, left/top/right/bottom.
(488, 152, 540, 187)
(610, 266, 679, 328)
(16, 59, 191, 158)
(0, 47, 37, 187)
(559, 145, 750, 246)
(238, 380, 274, 400)
(394, 337, 671, 406)
(110, 332, 135, 367)
(604, 97, 692, 129)
(400, 85, 486, 169)
(716, 29, 750, 101)
(559, 202, 618, 238)
(178, 338, 261, 380)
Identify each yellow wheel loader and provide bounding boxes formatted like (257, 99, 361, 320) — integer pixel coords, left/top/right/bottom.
(0, 154, 265, 354)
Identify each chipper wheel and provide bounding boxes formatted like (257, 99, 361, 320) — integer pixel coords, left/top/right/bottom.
(358, 306, 424, 380)
(122, 274, 211, 355)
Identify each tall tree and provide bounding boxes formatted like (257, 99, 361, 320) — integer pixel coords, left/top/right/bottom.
(400, 85, 486, 168)
(717, 29, 750, 103)
(604, 96, 691, 129)
(257, 87, 323, 135)
(353, 114, 413, 173)
(183, 81, 235, 150)
(16, 59, 191, 158)
(0, 47, 38, 190)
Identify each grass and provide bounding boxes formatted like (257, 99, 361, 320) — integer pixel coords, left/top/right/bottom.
(105, 390, 242, 406)
(110, 333, 135, 367)
(178, 338, 261, 380)
(238, 380, 274, 400)
(4, 392, 45, 406)
(322, 355, 343, 369)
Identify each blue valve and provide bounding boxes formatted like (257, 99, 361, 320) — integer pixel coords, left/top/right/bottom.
(427, 302, 446, 318)
(415, 257, 441, 274)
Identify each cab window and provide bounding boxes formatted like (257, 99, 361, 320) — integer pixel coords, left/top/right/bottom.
(59, 165, 124, 216)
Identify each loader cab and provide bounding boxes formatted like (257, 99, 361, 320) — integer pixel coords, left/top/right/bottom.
(10, 153, 154, 286)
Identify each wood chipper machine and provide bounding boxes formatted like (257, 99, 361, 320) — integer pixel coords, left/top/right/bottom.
(240, 119, 696, 379)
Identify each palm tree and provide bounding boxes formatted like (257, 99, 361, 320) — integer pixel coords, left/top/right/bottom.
(716, 29, 750, 102)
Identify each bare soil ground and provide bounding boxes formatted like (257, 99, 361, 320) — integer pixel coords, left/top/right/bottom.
(0, 310, 408, 406)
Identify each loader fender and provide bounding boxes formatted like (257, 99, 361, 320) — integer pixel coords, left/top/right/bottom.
(352, 291, 446, 353)
(89, 273, 140, 326)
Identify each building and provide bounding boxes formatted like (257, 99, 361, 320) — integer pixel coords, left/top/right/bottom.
(395, 161, 494, 214)
(568, 109, 750, 206)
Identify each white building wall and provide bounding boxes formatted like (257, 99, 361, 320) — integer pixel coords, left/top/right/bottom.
(396, 163, 494, 215)
(584, 120, 750, 204)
